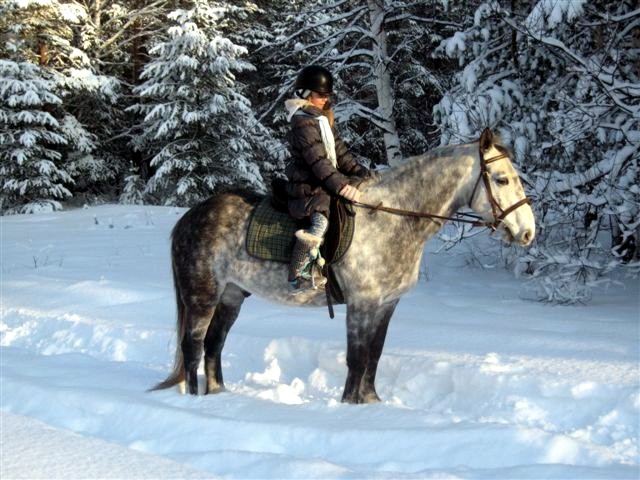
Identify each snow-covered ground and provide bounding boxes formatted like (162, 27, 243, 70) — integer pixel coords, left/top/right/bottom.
(1, 205, 638, 479)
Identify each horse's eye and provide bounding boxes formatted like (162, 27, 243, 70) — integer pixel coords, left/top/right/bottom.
(496, 177, 509, 186)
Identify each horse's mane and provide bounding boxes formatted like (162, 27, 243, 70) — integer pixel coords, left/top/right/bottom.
(366, 143, 473, 189)
(366, 135, 513, 190)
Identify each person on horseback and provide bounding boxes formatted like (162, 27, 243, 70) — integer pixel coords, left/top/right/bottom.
(285, 65, 368, 292)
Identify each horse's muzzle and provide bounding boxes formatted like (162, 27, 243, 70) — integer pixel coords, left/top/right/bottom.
(502, 225, 535, 247)
(519, 228, 535, 246)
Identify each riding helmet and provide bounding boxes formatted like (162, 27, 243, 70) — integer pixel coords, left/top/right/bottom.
(295, 65, 333, 94)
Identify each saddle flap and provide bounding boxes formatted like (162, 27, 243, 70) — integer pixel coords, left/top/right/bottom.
(320, 197, 355, 265)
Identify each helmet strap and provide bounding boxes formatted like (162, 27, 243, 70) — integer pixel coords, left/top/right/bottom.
(296, 89, 311, 99)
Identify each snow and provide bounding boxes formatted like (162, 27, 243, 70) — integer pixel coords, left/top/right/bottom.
(525, 0, 587, 34)
(1, 204, 639, 479)
(1, 412, 213, 479)
(443, 32, 466, 57)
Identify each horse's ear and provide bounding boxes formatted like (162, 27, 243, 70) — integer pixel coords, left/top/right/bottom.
(479, 128, 494, 152)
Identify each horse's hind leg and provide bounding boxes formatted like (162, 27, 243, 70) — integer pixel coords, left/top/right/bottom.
(203, 284, 249, 394)
(182, 303, 216, 395)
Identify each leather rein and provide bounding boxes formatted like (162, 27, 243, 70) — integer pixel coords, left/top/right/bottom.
(353, 146, 531, 232)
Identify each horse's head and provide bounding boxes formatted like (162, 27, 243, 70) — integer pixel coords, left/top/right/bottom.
(469, 128, 535, 246)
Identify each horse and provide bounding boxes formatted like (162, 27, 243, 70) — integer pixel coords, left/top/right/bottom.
(152, 128, 535, 404)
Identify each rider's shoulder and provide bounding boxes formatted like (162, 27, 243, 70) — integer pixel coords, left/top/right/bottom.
(291, 109, 322, 130)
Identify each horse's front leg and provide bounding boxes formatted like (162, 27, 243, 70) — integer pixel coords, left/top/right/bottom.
(342, 300, 399, 404)
(360, 299, 398, 402)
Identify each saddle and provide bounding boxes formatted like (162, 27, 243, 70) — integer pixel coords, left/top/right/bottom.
(245, 189, 355, 266)
(245, 180, 356, 310)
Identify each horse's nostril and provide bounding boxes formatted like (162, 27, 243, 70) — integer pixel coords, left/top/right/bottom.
(522, 229, 532, 244)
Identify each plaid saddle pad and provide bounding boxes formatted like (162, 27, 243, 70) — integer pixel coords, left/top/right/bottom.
(246, 197, 355, 264)
(246, 198, 297, 263)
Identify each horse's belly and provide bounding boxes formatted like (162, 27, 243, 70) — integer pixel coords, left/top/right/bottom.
(227, 257, 328, 307)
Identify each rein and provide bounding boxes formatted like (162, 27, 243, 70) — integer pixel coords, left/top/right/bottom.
(353, 201, 487, 227)
(354, 146, 531, 231)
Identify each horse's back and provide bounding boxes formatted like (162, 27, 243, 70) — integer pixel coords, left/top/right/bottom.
(173, 190, 261, 245)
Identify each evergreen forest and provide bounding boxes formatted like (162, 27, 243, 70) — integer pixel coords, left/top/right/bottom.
(1, 0, 638, 302)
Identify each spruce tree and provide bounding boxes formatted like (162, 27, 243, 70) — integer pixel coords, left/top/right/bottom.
(129, 3, 266, 206)
(0, 0, 108, 205)
(0, 60, 72, 213)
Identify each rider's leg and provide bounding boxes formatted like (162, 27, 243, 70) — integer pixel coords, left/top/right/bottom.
(288, 212, 328, 290)
(295, 211, 328, 244)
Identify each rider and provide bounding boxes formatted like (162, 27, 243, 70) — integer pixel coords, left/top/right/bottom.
(285, 65, 368, 291)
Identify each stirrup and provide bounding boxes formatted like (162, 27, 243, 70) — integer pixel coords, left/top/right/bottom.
(289, 276, 327, 294)
(288, 229, 326, 292)
(289, 264, 327, 294)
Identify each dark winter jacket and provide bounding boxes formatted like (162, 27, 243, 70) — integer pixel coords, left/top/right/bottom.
(284, 99, 367, 220)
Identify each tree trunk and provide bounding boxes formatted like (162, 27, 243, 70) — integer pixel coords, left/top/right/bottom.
(38, 38, 48, 66)
(367, 0, 402, 166)
(510, 0, 518, 68)
(634, 0, 640, 78)
(93, 0, 101, 32)
(132, 18, 141, 83)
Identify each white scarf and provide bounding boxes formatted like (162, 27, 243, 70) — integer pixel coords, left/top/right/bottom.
(285, 99, 337, 168)
(317, 115, 337, 168)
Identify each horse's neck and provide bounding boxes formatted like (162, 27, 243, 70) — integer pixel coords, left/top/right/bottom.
(368, 143, 478, 238)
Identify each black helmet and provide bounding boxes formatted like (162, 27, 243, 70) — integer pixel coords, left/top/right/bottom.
(295, 65, 333, 94)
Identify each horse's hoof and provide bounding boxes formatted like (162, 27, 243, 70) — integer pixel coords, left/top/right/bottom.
(205, 385, 226, 395)
(341, 391, 381, 404)
(340, 391, 358, 404)
(361, 392, 381, 404)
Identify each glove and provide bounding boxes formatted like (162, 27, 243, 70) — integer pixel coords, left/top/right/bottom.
(339, 184, 362, 203)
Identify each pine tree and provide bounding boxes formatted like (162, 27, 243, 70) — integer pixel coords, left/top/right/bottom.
(0, 0, 118, 203)
(74, 1, 184, 197)
(0, 60, 73, 213)
(0, 0, 94, 69)
(197, 0, 289, 188)
(128, 2, 267, 206)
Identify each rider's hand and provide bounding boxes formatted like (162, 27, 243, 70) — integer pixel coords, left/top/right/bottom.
(339, 184, 362, 203)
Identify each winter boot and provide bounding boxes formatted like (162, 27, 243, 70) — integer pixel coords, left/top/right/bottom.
(288, 230, 327, 293)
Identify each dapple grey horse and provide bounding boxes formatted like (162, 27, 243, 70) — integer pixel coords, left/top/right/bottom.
(153, 128, 535, 404)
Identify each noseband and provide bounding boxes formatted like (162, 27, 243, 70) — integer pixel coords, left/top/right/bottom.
(468, 146, 531, 231)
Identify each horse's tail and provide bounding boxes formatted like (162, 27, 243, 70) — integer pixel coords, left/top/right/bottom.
(149, 256, 186, 392)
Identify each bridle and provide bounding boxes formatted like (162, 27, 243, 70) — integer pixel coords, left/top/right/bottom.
(353, 144, 531, 231)
(468, 146, 532, 231)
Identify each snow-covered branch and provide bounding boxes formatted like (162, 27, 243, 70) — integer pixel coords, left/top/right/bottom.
(543, 144, 638, 194)
(96, 0, 169, 56)
(266, 5, 367, 48)
(386, 12, 462, 28)
(502, 17, 638, 116)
